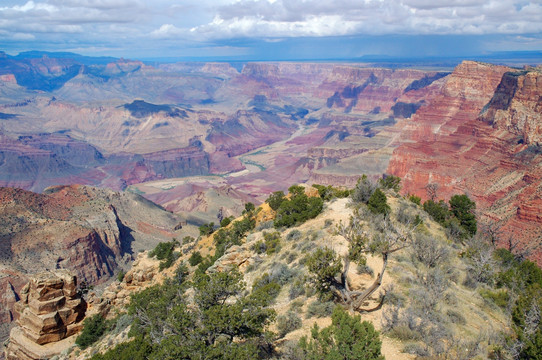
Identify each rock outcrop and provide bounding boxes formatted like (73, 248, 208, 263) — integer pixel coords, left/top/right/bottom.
(479, 68, 542, 145)
(5, 270, 86, 360)
(0, 185, 183, 345)
(388, 62, 542, 263)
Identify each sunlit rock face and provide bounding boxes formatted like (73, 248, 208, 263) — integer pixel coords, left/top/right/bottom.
(5, 270, 86, 360)
(388, 62, 542, 264)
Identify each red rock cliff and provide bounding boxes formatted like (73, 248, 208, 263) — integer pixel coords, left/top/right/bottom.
(388, 62, 542, 263)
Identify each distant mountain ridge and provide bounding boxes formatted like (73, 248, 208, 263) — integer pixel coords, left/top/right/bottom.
(0, 52, 541, 279)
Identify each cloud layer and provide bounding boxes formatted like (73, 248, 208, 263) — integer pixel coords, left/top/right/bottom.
(0, 0, 541, 58)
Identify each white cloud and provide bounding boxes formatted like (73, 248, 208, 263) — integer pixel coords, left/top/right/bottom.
(186, 0, 542, 38)
(0, 0, 541, 57)
(151, 24, 186, 39)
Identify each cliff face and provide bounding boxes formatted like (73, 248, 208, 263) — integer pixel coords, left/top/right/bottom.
(388, 62, 542, 263)
(479, 68, 542, 145)
(0, 185, 182, 344)
(206, 110, 295, 157)
(388, 61, 511, 194)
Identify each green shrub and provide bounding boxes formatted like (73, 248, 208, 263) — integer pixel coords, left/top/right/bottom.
(213, 215, 256, 260)
(76, 315, 109, 349)
(449, 194, 477, 236)
(198, 222, 215, 236)
(252, 240, 267, 254)
(379, 174, 401, 192)
(408, 194, 421, 205)
(123, 268, 274, 360)
(277, 311, 302, 338)
(423, 199, 450, 225)
(312, 184, 351, 201)
(252, 274, 281, 303)
(243, 202, 255, 214)
(149, 241, 176, 260)
(220, 216, 233, 228)
(158, 254, 178, 271)
(298, 307, 384, 360)
(306, 247, 342, 295)
(306, 300, 335, 318)
(148, 241, 178, 271)
(90, 337, 152, 360)
(367, 188, 390, 215)
(263, 231, 282, 255)
(117, 270, 125, 282)
(479, 289, 509, 308)
(188, 251, 204, 266)
(274, 186, 324, 228)
(266, 191, 286, 211)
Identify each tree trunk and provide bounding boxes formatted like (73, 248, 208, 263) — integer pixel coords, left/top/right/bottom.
(351, 252, 388, 311)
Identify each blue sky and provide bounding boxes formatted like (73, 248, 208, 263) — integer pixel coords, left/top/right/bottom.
(0, 0, 541, 60)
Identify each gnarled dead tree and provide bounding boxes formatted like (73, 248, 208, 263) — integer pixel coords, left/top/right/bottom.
(307, 208, 416, 312)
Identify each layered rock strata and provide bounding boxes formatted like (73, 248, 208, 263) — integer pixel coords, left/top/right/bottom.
(5, 270, 86, 360)
(388, 62, 542, 263)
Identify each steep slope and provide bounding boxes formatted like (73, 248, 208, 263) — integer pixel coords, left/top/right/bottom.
(0, 185, 185, 344)
(50, 189, 509, 360)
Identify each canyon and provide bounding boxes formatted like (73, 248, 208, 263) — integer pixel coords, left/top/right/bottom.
(1, 53, 541, 250)
(1, 53, 541, 252)
(0, 52, 542, 352)
(0, 185, 184, 344)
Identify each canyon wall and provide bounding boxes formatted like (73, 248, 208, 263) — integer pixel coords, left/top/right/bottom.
(388, 63, 542, 262)
(0, 185, 182, 344)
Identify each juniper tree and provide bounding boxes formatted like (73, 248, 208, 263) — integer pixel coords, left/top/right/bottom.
(307, 207, 416, 312)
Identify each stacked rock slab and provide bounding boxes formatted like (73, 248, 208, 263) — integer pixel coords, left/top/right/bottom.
(5, 270, 86, 360)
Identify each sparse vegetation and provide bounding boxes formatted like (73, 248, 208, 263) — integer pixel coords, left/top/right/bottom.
(277, 311, 302, 338)
(306, 300, 335, 318)
(198, 222, 215, 236)
(188, 251, 203, 266)
(83, 178, 540, 360)
(307, 205, 414, 311)
(148, 240, 179, 271)
(76, 315, 109, 349)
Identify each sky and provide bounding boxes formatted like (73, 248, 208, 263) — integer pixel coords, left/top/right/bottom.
(0, 0, 541, 60)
